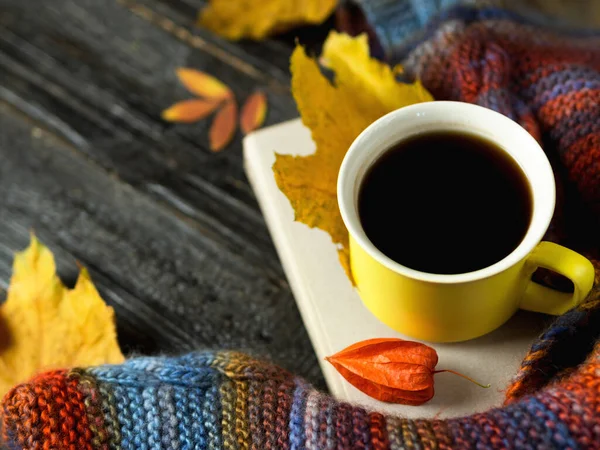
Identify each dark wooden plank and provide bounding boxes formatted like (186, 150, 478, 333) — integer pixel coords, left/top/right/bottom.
(0, 0, 295, 272)
(134, 0, 295, 82)
(0, 102, 324, 384)
(0, 0, 325, 386)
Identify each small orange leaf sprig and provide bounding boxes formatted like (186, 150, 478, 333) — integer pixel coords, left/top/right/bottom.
(241, 91, 268, 135)
(162, 68, 268, 151)
(326, 338, 490, 405)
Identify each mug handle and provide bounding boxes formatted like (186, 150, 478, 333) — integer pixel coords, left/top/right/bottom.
(520, 242, 595, 315)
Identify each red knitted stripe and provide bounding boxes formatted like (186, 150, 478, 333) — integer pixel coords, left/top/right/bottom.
(520, 64, 582, 88)
(2, 370, 95, 450)
(368, 411, 389, 450)
(537, 345, 600, 448)
(561, 133, 600, 201)
(69, 369, 112, 450)
(539, 388, 599, 449)
(536, 89, 600, 128)
(431, 419, 453, 450)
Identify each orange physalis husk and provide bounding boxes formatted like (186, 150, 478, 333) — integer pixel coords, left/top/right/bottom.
(210, 100, 238, 151)
(161, 99, 221, 123)
(326, 338, 490, 405)
(240, 91, 268, 135)
(176, 68, 233, 101)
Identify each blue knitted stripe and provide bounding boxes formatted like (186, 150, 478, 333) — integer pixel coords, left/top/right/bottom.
(105, 384, 222, 450)
(520, 66, 600, 100)
(375, 4, 600, 64)
(411, 0, 445, 26)
(472, 398, 574, 449)
(350, 0, 426, 58)
(531, 78, 600, 110)
(189, 387, 207, 449)
(203, 383, 223, 450)
(142, 387, 162, 448)
(179, 387, 207, 450)
(289, 380, 308, 450)
(88, 361, 215, 387)
(158, 385, 179, 449)
(111, 385, 147, 449)
(524, 397, 578, 448)
(174, 387, 193, 450)
(553, 115, 600, 150)
(88, 353, 223, 449)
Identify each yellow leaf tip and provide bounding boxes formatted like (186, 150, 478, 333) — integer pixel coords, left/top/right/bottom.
(78, 266, 91, 279)
(176, 67, 192, 77)
(161, 108, 176, 122)
(17, 232, 44, 264)
(27, 231, 41, 248)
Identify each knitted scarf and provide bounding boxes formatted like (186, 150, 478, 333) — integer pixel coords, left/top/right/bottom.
(3, 2, 600, 449)
(3, 347, 600, 449)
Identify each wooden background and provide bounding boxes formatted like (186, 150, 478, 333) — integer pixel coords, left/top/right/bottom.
(0, 0, 327, 387)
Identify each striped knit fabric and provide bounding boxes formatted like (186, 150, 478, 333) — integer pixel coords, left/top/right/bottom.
(346, 0, 600, 60)
(394, 4, 600, 403)
(3, 3, 600, 450)
(3, 347, 600, 449)
(345, 0, 463, 59)
(342, 0, 600, 402)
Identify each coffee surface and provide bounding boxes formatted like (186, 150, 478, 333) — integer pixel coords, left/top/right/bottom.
(358, 131, 533, 274)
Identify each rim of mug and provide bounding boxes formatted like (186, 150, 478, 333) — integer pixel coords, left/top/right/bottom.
(337, 101, 556, 284)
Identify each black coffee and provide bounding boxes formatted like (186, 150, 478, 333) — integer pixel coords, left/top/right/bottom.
(358, 131, 532, 274)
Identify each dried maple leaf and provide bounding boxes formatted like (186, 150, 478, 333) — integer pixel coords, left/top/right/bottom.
(176, 68, 233, 101)
(162, 99, 221, 123)
(241, 91, 268, 135)
(0, 235, 124, 398)
(326, 338, 489, 405)
(273, 32, 433, 281)
(210, 100, 238, 151)
(198, 0, 337, 40)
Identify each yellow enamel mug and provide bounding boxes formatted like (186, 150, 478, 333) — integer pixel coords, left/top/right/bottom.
(337, 101, 595, 342)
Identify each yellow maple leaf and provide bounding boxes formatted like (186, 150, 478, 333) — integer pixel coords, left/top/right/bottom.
(0, 235, 124, 397)
(198, 0, 337, 40)
(273, 32, 433, 281)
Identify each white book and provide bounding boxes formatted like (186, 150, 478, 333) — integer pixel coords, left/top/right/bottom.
(244, 118, 548, 419)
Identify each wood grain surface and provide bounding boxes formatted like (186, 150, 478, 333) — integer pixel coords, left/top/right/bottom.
(0, 0, 325, 386)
